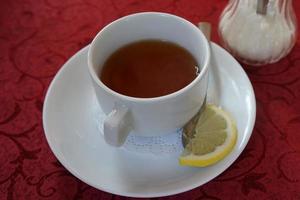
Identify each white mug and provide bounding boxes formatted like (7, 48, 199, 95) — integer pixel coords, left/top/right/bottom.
(88, 12, 210, 146)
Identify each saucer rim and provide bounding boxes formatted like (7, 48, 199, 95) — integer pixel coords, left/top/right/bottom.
(43, 43, 256, 198)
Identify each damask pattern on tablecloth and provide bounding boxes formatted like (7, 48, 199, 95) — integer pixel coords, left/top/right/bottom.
(0, 0, 300, 199)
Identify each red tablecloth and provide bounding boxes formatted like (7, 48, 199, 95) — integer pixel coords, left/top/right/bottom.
(1, 0, 300, 199)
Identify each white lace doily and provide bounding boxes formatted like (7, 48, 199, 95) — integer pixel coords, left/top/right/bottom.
(94, 105, 183, 155)
(123, 129, 183, 155)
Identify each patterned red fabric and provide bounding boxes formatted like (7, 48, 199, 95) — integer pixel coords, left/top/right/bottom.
(1, 0, 300, 199)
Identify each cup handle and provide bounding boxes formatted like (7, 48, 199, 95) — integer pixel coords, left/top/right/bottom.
(103, 104, 132, 147)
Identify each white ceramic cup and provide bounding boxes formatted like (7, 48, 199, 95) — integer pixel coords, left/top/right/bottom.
(88, 12, 210, 147)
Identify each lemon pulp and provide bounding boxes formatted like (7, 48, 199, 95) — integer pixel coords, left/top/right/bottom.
(179, 104, 237, 167)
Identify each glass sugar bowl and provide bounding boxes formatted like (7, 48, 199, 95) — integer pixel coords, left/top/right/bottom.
(218, 0, 297, 66)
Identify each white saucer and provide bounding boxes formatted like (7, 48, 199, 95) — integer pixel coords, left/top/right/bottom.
(43, 43, 256, 198)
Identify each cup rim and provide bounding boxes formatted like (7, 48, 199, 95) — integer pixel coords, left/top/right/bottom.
(88, 12, 210, 103)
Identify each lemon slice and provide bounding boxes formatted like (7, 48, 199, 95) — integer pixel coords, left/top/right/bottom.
(179, 104, 237, 167)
